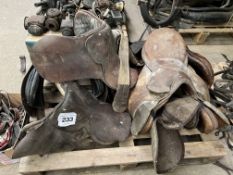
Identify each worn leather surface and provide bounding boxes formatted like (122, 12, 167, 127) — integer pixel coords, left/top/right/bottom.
(142, 28, 187, 64)
(129, 65, 197, 135)
(150, 119, 184, 174)
(128, 29, 224, 173)
(159, 97, 200, 130)
(129, 28, 218, 136)
(13, 82, 131, 158)
(198, 101, 230, 134)
(28, 10, 138, 90)
(129, 28, 198, 135)
(187, 48, 214, 88)
(187, 66, 210, 101)
(156, 122, 184, 173)
(198, 106, 219, 134)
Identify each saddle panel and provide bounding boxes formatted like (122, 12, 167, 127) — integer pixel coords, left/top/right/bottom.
(159, 97, 200, 130)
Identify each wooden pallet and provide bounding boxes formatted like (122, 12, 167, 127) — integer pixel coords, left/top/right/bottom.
(179, 27, 233, 44)
(18, 129, 226, 175)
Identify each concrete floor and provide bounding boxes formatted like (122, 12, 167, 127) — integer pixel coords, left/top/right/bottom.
(0, 0, 36, 93)
(0, 1, 233, 175)
(0, 162, 231, 175)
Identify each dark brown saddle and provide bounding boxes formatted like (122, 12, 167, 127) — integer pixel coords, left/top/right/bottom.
(28, 10, 138, 112)
(13, 82, 131, 158)
(28, 10, 138, 90)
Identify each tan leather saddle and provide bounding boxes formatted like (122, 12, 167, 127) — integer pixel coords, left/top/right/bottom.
(129, 28, 227, 136)
(128, 28, 229, 173)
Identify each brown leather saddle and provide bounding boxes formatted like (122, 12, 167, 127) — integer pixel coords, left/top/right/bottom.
(128, 28, 229, 173)
(27, 10, 138, 113)
(13, 82, 131, 158)
(13, 10, 138, 158)
(28, 10, 138, 90)
(129, 28, 225, 136)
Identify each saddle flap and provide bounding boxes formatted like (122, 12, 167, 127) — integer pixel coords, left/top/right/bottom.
(29, 10, 112, 84)
(13, 83, 131, 158)
(159, 97, 200, 130)
(147, 67, 189, 94)
(156, 122, 184, 173)
(145, 54, 189, 94)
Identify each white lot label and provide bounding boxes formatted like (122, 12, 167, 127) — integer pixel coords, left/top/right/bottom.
(58, 112, 77, 127)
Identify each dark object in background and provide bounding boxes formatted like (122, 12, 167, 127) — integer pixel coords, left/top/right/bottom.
(211, 55, 233, 149)
(138, 0, 180, 27)
(181, 11, 232, 24)
(61, 14, 74, 36)
(212, 55, 233, 114)
(83, 0, 95, 9)
(21, 66, 44, 119)
(139, 0, 233, 28)
(34, 0, 60, 9)
(24, 0, 127, 35)
(19, 55, 26, 74)
(24, 15, 47, 36)
(0, 92, 26, 151)
(45, 8, 62, 31)
(34, 0, 65, 15)
(93, 0, 126, 27)
(25, 0, 79, 35)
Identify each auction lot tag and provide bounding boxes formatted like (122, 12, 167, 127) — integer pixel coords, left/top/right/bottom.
(58, 112, 77, 127)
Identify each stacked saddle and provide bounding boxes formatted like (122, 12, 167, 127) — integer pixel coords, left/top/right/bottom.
(129, 28, 229, 173)
(13, 10, 230, 174)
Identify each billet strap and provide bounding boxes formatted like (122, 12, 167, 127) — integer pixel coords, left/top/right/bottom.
(151, 119, 158, 173)
(112, 25, 130, 112)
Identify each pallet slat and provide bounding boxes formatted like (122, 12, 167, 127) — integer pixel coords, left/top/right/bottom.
(19, 141, 226, 174)
(179, 27, 233, 44)
(179, 28, 233, 34)
(119, 136, 136, 169)
(184, 141, 225, 159)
